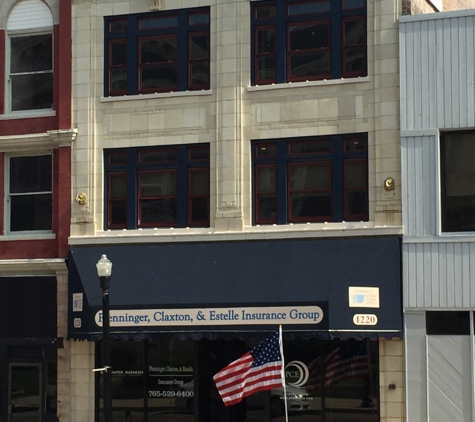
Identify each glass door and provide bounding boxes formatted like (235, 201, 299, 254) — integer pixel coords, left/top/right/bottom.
(8, 364, 41, 422)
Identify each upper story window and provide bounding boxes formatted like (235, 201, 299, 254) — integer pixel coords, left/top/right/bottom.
(440, 131, 475, 232)
(6, 154, 53, 233)
(251, 0, 366, 85)
(105, 144, 210, 230)
(252, 134, 368, 225)
(104, 7, 210, 97)
(7, 0, 54, 112)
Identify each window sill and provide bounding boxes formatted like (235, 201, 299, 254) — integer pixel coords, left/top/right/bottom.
(101, 89, 212, 103)
(0, 233, 55, 241)
(0, 110, 56, 120)
(247, 76, 370, 92)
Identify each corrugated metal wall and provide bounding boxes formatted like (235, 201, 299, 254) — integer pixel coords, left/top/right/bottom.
(400, 11, 475, 310)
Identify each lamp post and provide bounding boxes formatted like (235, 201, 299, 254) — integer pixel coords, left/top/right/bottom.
(96, 254, 113, 422)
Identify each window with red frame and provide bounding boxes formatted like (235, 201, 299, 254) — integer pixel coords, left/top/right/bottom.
(105, 7, 209, 97)
(251, 0, 366, 85)
(105, 145, 210, 229)
(252, 135, 368, 225)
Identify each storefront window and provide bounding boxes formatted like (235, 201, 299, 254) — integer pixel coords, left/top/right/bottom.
(96, 337, 379, 422)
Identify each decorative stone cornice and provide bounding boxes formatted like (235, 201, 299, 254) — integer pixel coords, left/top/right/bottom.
(0, 258, 67, 276)
(0, 128, 78, 152)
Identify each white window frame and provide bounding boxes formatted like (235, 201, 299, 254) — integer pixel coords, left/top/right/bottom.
(4, 152, 53, 235)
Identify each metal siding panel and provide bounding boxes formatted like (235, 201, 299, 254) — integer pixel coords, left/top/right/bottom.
(420, 20, 430, 129)
(467, 18, 475, 127)
(405, 137, 415, 237)
(427, 20, 437, 129)
(438, 243, 447, 307)
(435, 19, 446, 128)
(470, 243, 475, 306)
(443, 19, 453, 128)
(413, 23, 423, 129)
(461, 243, 471, 308)
(427, 336, 472, 422)
(414, 137, 423, 236)
(401, 138, 410, 233)
(423, 243, 432, 308)
(400, 24, 408, 131)
(446, 243, 455, 307)
(405, 313, 427, 422)
(428, 136, 437, 236)
(458, 17, 468, 128)
(453, 243, 462, 307)
(450, 19, 460, 128)
(405, 244, 418, 308)
(416, 244, 425, 306)
(430, 244, 439, 308)
(406, 26, 415, 130)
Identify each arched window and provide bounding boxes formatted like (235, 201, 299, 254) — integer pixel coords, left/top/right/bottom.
(7, 0, 53, 112)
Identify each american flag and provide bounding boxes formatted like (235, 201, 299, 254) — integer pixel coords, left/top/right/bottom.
(213, 331, 284, 406)
(305, 340, 369, 392)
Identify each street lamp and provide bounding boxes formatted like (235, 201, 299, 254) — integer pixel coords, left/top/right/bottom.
(97, 254, 113, 422)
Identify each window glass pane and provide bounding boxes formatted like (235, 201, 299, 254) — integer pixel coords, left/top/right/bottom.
(140, 172, 177, 197)
(11, 194, 52, 231)
(291, 192, 331, 218)
(258, 196, 277, 221)
(110, 201, 127, 227)
(257, 167, 276, 193)
(344, 47, 366, 73)
(141, 64, 177, 90)
(441, 132, 475, 232)
(289, 24, 329, 51)
(190, 197, 208, 223)
(255, 5, 276, 19)
(189, 147, 209, 161)
(10, 35, 52, 73)
(344, 19, 365, 45)
(108, 152, 128, 165)
(190, 62, 209, 86)
(426, 311, 470, 335)
(345, 161, 366, 188)
(109, 20, 128, 33)
(11, 73, 53, 111)
(189, 13, 209, 25)
(343, 0, 365, 9)
(110, 68, 127, 92)
(148, 339, 195, 420)
(104, 342, 145, 421)
(110, 174, 127, 198)
(139, 15, 178, 29)
(141, 198, 177, 223)
(110, 42, 127, 66)
(10, 155, 52, 193)
(344, 138, 367, 151)
(290, 51, 330, 79)
(139, 150, 178, 163)
(46, 362, 57, 420)
(140, 38, 177, 63)
(288, 1, 330, 14)
(289, 140, 331, 155)
(190, 170, 208, 195)
(346, 191, 367, 216)
(258, 57, 276, 81)
(257, 28, 275, 54)
(290, 164, 330, 190)
(255, 144, 277, 157)
(190, 35, 208, 60)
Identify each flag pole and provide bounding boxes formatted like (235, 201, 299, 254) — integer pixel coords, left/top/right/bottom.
(279, 325, 289, 422)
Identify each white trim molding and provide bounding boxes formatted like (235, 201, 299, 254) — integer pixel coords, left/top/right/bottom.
(0, 258, 67, 276)
(0, 128, 78, 152)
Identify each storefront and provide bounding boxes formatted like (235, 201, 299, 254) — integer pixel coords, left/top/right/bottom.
(0, 276, 59, 422)
(68, 236, 402, 422)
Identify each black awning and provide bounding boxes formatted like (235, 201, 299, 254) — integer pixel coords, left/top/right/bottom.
(68, 236, 402, 340)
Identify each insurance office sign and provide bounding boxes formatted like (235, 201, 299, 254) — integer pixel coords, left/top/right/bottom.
(94, 305, 324, 327)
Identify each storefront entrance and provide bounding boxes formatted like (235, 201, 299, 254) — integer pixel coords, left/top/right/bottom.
(9, 364, 41, 422)
(96, 336, 379, 422)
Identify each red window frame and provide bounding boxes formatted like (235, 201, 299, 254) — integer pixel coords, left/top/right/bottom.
(107, 172, 128, 229)
(188, 32, 210, 90)
(341, 16, 366, 78)
(287, 20, 331, 82)
(138, 169, 178, 227)
(138, 35, 178, 94)
(287, 161, 332, 223)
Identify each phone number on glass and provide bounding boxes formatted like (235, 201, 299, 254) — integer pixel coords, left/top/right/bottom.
(149, 390, 194, 398)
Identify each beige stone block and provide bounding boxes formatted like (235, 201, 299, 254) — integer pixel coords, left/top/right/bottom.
(384, 356, 403, 372)
(318, 98, 338, 119)
(130, 113, 148, 132)
(164, 110, 183, 129)
(385, 402, 404, 418)
(299, 100, 318, 120)
(259, 103, 280, 123)
(338, 97, 356, 118)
